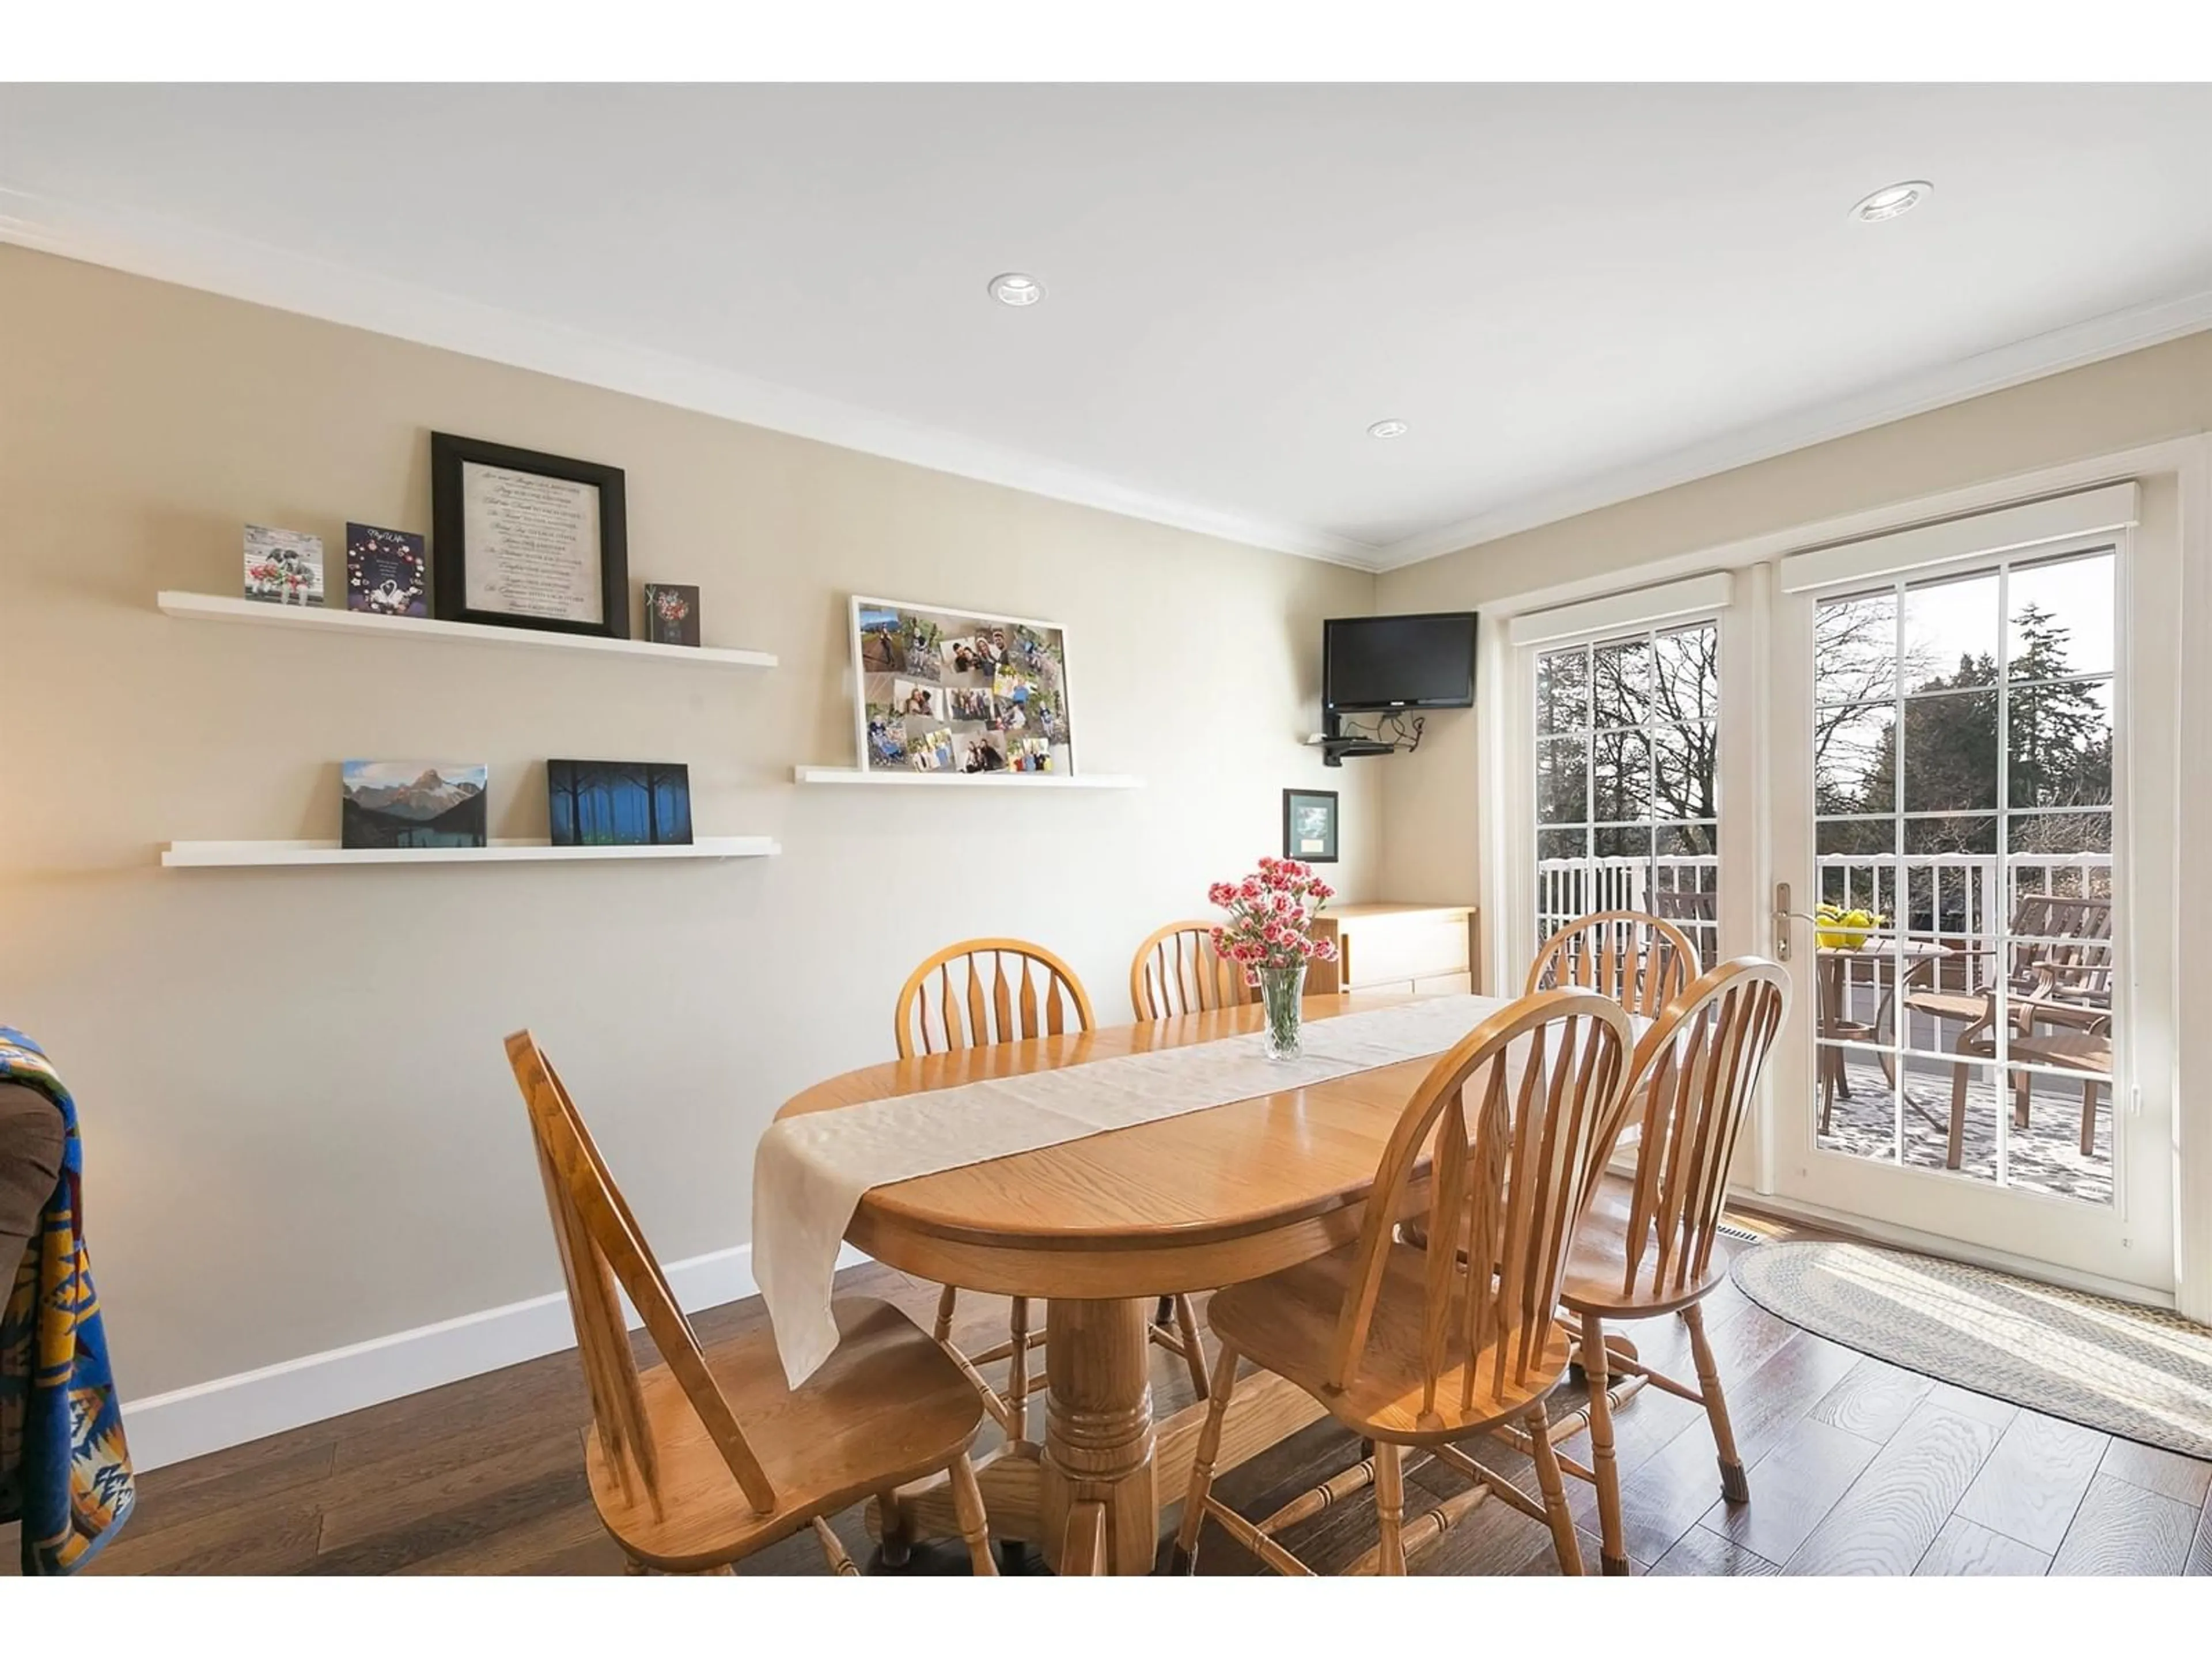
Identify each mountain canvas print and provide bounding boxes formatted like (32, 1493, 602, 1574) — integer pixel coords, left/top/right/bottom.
(342, 762, 488, 850)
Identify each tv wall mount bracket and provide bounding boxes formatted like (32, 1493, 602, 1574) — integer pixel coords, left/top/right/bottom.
(1320, 710, 1425, 767)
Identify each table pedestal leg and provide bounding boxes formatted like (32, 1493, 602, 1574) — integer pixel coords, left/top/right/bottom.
(1039, 1296, 1157, 1576)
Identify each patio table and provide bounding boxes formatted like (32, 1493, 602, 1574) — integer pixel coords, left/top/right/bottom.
(1816, 936, 1952, 1127)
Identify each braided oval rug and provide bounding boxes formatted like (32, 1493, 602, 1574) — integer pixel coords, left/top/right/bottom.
(1731, 1241, 2212, 1460)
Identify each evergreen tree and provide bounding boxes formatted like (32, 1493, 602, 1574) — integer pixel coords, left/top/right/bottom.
(1844, 603, 2108, 850)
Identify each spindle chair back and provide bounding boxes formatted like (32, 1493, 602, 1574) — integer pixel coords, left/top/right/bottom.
(1177, 988, 1638, 1578)
(1550, 957, 1792, 1574)
(1328, 990, 1638, 1419)
(1130, 921, 1259, 1018)
(1525, 909, 1698, 1018)
(1605, 958, 1790, 1304)
(896, 938, 1096, 1058)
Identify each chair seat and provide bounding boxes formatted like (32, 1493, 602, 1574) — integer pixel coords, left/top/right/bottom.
(1559, 1184, 1724, 1318)
(1903, 989, 1992, 1026)
(2019, 999, 2111, 1035)
(1907, 988, 2111, 1043)
(1205, 1240, 1572, 1445)
(2009, 1031, 2113, 1075)
(587, 1296, 984, 1571)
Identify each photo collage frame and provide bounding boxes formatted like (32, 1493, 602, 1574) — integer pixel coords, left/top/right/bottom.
(851, 596, 1075, 777)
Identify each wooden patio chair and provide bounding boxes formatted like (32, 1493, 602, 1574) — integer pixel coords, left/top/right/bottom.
(1172, 990, 1638, 1577)
(1898, 895, 2113, 1167)
(505, 1032, 997, 1576)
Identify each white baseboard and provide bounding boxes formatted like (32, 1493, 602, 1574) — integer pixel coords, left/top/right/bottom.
(120, 1240, 870, 1472)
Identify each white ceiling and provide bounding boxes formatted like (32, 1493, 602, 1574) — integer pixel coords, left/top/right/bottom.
(6, 84, 2211, 570)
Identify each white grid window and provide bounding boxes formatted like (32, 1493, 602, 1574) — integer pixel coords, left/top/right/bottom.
(1533, 619, 1720, 968)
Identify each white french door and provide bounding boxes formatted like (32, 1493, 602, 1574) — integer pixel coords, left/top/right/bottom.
(1761, 503, 2175, 1295)
(1499, 483, 2179, 1298)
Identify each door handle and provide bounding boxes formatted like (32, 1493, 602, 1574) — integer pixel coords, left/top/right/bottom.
(1771, 882, 1825, 963)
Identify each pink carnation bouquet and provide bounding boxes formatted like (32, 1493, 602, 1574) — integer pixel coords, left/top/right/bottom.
(1206, 856, 1339, 986)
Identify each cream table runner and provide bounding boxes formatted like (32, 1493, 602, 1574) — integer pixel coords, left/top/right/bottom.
(756, 994, 1533, 1384)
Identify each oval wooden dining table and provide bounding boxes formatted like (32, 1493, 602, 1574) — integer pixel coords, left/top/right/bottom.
(774, 991, 1485, 1576)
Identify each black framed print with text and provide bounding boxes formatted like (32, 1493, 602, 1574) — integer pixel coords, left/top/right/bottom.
(1283, 787, 1339, 863)
(429, 432, 628, 638)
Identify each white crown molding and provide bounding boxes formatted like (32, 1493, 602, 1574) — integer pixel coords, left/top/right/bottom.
(10, 181, 2211, 582)
(0, 183, 1381, 571)
(1371, 284, 2212, 572)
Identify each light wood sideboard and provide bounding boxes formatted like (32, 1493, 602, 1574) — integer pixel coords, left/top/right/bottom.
(1308, 902, 1480, 998)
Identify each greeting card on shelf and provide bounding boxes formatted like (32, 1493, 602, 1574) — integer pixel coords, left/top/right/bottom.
(346, 523, 429, 618)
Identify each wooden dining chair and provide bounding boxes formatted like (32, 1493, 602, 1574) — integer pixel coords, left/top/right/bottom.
(1526, 908, 1699, 1017)
(506, 1031, 997, 1577)
(1174, 990, 1638, 1577)
(1537, 958, 1789, 1574)
(1123, 922, 1264, 1398)
(892, 938, 1202, 1439)
(896, 938, 1099, 1059)
(1129, 921, 1259, 1020)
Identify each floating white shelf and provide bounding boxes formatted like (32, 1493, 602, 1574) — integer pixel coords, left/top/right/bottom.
(793, 766, 1143, 790)
(157, 592, 778, 669)
(161, 837, 781, 868)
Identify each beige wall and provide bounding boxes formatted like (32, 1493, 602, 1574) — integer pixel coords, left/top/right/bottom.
(1377, 329, 2212, 911)
(0, 247, 1381, 1400)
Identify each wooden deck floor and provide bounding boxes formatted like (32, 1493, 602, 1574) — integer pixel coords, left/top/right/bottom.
(12, 1228, 2210, 1577)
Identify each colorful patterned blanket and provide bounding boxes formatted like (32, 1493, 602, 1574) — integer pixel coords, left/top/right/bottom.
(0, 1028, 135, 1574)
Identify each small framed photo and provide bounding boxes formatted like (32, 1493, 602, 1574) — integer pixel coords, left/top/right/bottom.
(642, 582, 700, 647)
(243, 525, 324, 607)
(1283, 787, 1339, 863)
(430, 432, 627, 638)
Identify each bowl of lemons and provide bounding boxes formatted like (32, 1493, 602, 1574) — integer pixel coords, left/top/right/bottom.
(1816, 904, 1881, 950)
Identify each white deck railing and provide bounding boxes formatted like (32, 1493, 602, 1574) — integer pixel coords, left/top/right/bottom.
(1535, 852, 2113, 979)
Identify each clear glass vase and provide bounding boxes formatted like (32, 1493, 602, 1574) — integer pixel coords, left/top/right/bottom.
(1257, 964, 1306, 1060)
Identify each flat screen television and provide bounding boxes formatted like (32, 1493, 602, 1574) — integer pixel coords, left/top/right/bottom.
(1323, 612, 1477, 713)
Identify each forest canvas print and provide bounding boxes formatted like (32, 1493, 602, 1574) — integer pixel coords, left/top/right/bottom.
(547, 760, 692, 847)
(341, 762, 487, 849)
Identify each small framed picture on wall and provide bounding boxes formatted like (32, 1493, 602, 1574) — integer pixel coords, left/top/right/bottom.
(1283, 787, 1339, 863)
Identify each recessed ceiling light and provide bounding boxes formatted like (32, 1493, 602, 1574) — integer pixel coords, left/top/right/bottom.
(1367, 418, 1410, 440)
(988, 272, 1044, 307)
(1850, 181, 1933, 224)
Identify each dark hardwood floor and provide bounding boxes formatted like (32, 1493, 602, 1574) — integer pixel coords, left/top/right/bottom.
(12, 1225, 2210, 1577)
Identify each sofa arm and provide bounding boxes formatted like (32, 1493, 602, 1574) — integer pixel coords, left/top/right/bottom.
(0, 1080, 66, 1281)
